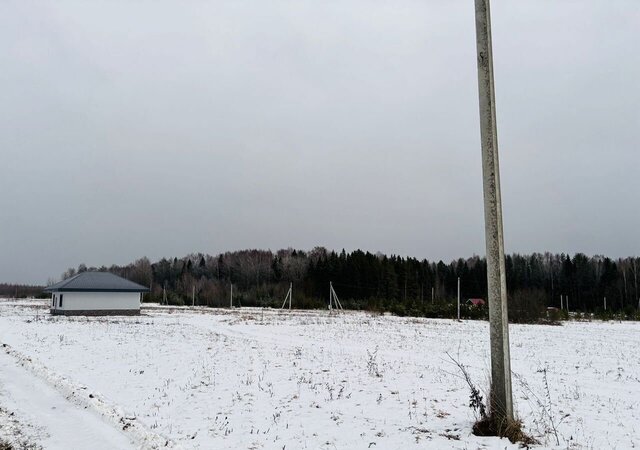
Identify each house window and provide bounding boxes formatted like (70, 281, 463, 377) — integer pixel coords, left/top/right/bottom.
(52, 295, 55, 307)
(59, 294, 63, 307)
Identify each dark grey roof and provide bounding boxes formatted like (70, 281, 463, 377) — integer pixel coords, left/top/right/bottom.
(44, 272, 149, 293)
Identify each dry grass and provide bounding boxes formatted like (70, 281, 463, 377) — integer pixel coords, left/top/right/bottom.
(473, 415, 537, 446)
(447, 353, 537, 447)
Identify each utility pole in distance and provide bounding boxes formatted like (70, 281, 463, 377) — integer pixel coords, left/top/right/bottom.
(474, 0, 513, 422)
(457, 277, 461, 320)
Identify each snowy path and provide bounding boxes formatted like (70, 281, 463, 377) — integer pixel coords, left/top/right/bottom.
(0, 350, 136, 450)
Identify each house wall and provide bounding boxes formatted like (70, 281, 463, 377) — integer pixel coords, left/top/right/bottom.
(53, 292, 140, 312)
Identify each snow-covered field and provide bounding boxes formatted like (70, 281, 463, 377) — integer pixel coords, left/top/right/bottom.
(0, 299, 638, 449)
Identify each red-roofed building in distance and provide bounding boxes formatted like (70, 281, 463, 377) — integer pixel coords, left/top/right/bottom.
(468, 298, 486, 307)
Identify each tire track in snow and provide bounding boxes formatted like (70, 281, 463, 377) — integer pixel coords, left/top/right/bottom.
(1, 342, 180, 450)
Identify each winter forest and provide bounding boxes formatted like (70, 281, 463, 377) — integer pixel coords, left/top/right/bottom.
(45, 249, 639, 321)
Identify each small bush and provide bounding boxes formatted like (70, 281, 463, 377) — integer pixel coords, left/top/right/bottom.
(447, 353, 536, 446)
(389, 303, 407, 317)
(508, 288, 546, 323)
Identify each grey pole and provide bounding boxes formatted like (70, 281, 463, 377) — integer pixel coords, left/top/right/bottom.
(474, 0, 513, 421)
(457, 277, 461, 320)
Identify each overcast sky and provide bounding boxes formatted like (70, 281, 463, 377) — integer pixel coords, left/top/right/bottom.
(1, 1, 639, 284)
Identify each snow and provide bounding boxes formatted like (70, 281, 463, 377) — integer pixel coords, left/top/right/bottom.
(0, 349, 136, 450)
(1, 299, 639, 449)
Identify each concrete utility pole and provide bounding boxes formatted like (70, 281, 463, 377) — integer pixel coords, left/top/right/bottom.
(457, 277, 461, 320)
(281, 282, 293, 309)
(474, 0, 513, 421)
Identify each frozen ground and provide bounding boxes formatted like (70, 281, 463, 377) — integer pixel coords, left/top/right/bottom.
(0, 299, 638, 449)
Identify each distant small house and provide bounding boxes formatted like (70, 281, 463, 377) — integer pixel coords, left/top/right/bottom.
(546, 306, 561, 318)
(467, 298, 486, 307)
(44, 272, 149, 316)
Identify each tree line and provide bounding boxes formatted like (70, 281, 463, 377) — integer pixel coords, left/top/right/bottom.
(0, 283, 44, 299)
(54, 249, 640, 321)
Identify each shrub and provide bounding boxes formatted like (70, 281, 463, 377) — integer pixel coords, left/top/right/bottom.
(447, 353, 536, 446)
(508, 289, 546, 323)
(389, 303, 407, 317)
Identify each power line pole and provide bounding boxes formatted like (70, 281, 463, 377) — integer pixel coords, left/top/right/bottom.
(457, 277, 461, 320)
(192, 285, 195, 307)
(328, 282, 343, 311)
(474, 0, 513, 422)
(281, 282, 292, 310)
(230, 283, 233, 308)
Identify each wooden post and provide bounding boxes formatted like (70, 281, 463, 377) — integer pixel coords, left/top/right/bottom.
(474, 0, 513, 421)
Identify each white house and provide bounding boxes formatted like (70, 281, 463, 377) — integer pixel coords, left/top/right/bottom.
(45, 271, 149, 316)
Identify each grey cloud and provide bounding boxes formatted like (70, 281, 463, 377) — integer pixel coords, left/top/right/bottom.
(1, 1, 638, 283)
